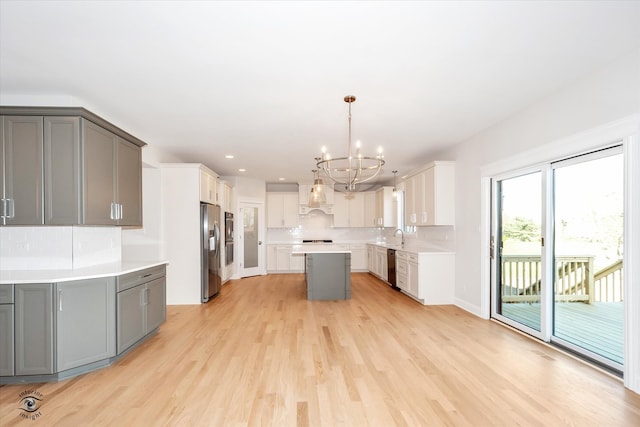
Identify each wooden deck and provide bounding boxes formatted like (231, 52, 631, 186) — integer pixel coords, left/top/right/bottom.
(501, 301, 623, 364)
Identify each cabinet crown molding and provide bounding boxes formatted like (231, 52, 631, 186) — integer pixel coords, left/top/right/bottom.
(0, 106, 147, 147)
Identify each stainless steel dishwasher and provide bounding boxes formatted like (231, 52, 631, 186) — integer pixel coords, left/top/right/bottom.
(387, 248, 399, 289)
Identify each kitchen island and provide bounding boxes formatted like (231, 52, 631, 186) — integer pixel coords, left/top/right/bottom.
(291, 246, 351, 300)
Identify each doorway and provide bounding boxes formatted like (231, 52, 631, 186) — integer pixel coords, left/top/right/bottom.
(491, 146, 624, 371)
(239, 201, 265, 278)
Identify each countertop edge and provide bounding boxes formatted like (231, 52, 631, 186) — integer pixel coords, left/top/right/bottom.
(0, 260, 168, 284)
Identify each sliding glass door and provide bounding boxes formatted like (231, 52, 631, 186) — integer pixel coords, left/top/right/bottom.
(552, 148, 624, 368)
(492, 170, 544, 337)
(491, 145, 624, 371)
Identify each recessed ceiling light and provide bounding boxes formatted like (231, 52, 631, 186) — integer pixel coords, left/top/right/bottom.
(238, 168, 246, 172)
(225, 155, 234, 159)
(279, 177, 285, 181)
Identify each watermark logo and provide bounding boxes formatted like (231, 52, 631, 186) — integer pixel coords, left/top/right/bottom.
(18, 389, 44, 421)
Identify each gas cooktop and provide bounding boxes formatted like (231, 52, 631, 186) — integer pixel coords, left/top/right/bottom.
(302, 239, 333, 243)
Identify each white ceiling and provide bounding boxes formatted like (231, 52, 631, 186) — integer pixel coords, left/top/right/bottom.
(1, 1, 639, 186)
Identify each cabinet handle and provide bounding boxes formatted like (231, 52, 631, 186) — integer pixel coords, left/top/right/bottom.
(0, 198, 5, 219)
(142, 273, 152, 278)
(140, 288, 146, 306)
(110, 203, 117, 220)
(59, 290, 63, 311)
(118, 203, 123, 220)
(7, 199, 15, 219)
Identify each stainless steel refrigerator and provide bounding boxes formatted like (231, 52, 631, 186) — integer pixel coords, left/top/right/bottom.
(201, 203, 221, 302)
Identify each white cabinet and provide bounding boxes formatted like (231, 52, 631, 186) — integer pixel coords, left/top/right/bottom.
(332, 192, 365, 227)
(375, 186, 395, 227)
(423, 162, 455, 225)
(349, 244, 367, 271)
(200, 169, 219, 204)
(267, 245, 304, 272)
(364, 192, 377, 227)
(332, 193, 349, 227)
(367, 245, 375, 272)
(396, 250, 454, 304)
(396, 251, 418, 297)
(367, 244, 388, 280)
(404, 161, 455, 226)
(266, 193, 299, 228)
(220, 181, 233, 212)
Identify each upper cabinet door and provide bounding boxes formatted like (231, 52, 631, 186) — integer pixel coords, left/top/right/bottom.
(82, 120, 117, 225)
(1, 116, 44, 225)
(116, 139, 142, 226)
(44, 116, 81, 225)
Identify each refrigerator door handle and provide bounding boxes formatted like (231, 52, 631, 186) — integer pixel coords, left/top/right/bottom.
(210, 223, 220, 254)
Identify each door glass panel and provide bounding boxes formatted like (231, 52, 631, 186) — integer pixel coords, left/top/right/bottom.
(496, 172, 542, 332)
(243, 207, 258, 269)
(553, 150, 624, 366)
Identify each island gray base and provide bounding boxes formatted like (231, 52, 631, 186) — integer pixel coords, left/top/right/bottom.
(305, 253, 351, 300)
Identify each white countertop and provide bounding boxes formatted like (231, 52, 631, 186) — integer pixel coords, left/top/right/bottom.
(0, 260, 168, 284)
(291, 244, 350, 254)
(367, 242, 455, 254)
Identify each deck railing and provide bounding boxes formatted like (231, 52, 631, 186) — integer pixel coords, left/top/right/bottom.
(501, 255, 623, 303)
(594, 260, 623, 303)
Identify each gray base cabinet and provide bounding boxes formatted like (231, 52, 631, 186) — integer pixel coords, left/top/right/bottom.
(117, 266, 166, 354)
(55, 278, 116, 372)
(15, 284, 54, 375)
(0, 284, 14, 376)
(305, 253, 351, 300)
(0, 303, 14, 376)
(1, 264, 166, 384)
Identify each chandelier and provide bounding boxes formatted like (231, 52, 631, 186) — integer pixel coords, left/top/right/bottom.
(316, 95, 385, 192)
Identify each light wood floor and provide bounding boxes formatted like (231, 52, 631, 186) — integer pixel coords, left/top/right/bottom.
(1, 273, 639, 426)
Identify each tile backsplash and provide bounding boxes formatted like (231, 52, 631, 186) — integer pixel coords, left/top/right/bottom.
(0, 226, 122, 270)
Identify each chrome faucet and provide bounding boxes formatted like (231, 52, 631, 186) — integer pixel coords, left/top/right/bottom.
(394, 229, 405, 248)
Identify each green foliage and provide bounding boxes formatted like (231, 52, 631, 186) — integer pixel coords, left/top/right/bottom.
(503, 216, 540, 242)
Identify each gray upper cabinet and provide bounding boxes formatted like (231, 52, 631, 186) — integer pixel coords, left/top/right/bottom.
(44, 116, 82, 224)
(82, 120, 118, 225)
(82, 120, 142, 226)
(55, 277, 116, 372)
(116, 138, 142, 226)
(0, 116, 44, 225)
(0, 107, 145, 227)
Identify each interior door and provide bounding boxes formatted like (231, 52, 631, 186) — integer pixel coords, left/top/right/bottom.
(239, 201, 265, 277)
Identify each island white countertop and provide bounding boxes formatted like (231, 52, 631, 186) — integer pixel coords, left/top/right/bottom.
(0, 260, 168, 284)
(291, 244, 351, 254)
